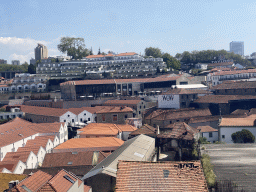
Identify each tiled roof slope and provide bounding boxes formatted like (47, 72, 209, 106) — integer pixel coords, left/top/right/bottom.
(96, 106, 133, 113)
(194, 95, 256, 104)
(42, 151, 110, 167)
(219, 118, 256, 127)
(0, 117, 63, 149)
(0, 118, 37, 148)
(212, 81, 256, 90)
(197, 126, 218, 133)
(208, 61, 233, 67)
(20, 105, 69, 117)
(116, 161, 208, 192)
(103, 100, 142, 105)
(78, 123, 137, 136)
(48, 169, 83, 192)
(161, 88, 211, 95)
(54, 137, 124, 150)
(14, 170, 53, 192)
(157, 122, 198, 140)
(211, 68, 256, 76)
(68, 106, 104, 115)
(61, 74, 181, 86)
(129, 124, 156, 137)
(145, 108, 212, 121)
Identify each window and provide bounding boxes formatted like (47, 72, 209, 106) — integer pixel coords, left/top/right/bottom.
(125, 115, 128, 118)
(80, 118, 83, 122)
(113, 115, 117, 121)
(64, 120, 66, 122)
(139, 111, 141, 114)
(84, 113, 86, 116)
(209, 132, 213, 138)
(72, 119, 74, 122)
(170, 121, 172, 124)
(88, 118, 90, 121)
(222, 135, 225, 139)
(68, 115, 70, 117)
(102, 114, 106, 122)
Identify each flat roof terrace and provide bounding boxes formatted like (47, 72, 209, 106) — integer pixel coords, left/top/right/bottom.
(202, 144, 256, 191)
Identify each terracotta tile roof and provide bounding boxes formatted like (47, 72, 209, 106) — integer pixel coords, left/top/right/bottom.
(54, 137, 124, 151)
(61, 74, 181, 86)
(20, 105, 69, 117)
(116, 161, 208, 192)
(86, 54, 105, 58)
(0, 117, 63, 148)
(129, 124, 156, 137)
(15, 170, 53, 192)
(0, 118, 37, 148)
(230, 109, 249, 116)
(219, 118, 255, 127)
(79, 123, 136, 137)
(42, 151, 109, 167)
(145, 108, 212, 121)
(161, 88, 211, 95)
(0, 173, 27, 192)
(194, 95, 256, 104)
(211, 68, 256, 76)
(67, 106, 104, 115)
(96, 106, 133, 114)
(48, 169, 83, 192)
(0, 84, 8, 87)
(212, 81, 256, 90)
(116, 52, 138, 56)
(103, 100, 142, 105)
(2, 151, 32, 165)
(157, 122, 198, 140)
(197, 126, 218, 133)
(84, 185, 91, 192)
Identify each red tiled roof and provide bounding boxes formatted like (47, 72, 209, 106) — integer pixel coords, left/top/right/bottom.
(145, 108, 212, 121)
(211, 68, 256, 76)
(116, 161, 208, 192)
(54, 137, 124, 150)
(67, 106, 104, 115)
(157, 122, 198, 140)
(96, 106, 133, 114)
(220, 117, 256, 127)
(161, 88, 211, 95)
(48, 169, 83, 191)
(116, 52, 138, 56)
(15, 170, 53, 192)
(86, 54, 105, 58)
(42, 151, 110, 167)
(194, 95, 256, 104)
(60, 74, 181, 86)
(212, 81, 256, 90)
(129, 124, 156, 137)
(103, 100, 142, 105)
(197, 126, 218, 133)
(20, 105, 69, 117)
(0, 117, 63, 148)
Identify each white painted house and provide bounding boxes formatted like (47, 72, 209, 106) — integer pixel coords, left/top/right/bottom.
(197, 126, 218, 143)
(0, 117, 68, 174)
(219, 117, 256, 143)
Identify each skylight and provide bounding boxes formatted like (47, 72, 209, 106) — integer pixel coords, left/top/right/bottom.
(63, 175, 75, 184)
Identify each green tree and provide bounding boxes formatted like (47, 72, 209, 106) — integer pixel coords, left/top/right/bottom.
(57, 37, 89, 59)
(162, 53, 181, 70)
(145, 47, 162, 58)
(231, 129, 255, 143)
(102, 52, 106, 55)
(28, 64, 36, 74)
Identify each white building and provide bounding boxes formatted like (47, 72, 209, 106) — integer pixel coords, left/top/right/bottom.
(197, 126, 218, 143)
(219, 117, 256, 143)
(207, 69, 256, 87)
(0, 117, 68, 174)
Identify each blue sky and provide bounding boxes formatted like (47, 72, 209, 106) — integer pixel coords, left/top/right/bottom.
(0, 0, 256, 63)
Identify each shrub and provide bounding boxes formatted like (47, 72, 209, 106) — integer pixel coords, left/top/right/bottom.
(201, 154, 216, 188)
(231, 129, 255, 143)
(198, 137, 210, 144)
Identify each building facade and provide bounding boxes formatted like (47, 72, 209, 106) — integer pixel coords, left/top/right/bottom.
(35, 43, 48, 62)
(230, 41, 244, 56)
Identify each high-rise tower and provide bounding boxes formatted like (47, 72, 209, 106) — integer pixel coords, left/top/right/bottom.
(35, 43, 48, 62)
(230, 41, 244, 56)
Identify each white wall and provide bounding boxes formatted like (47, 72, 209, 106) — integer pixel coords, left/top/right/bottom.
(77, 110, 94, 123)
(26, 152, 38, 169)
(220, 127, 256, 143)
(201, 132, 218, 143)
(158, 94, 179, 109)
(13, 161, 26, 174)
(60, 112, 77, 124)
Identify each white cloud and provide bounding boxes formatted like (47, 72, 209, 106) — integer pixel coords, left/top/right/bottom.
(8, 52, 34, 64)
